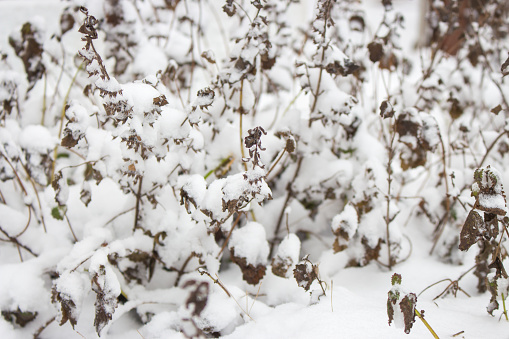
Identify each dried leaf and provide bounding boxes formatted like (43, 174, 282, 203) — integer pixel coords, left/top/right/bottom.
(51, 288, 78, 329)
(399, 293, 417, 334)
(91, 265, 119, 336)
(184, 280, 209, 316)
(293, 260, 318, 291)
(501, 53, 509, 77)
(379, 100, 394, 119)
(488, 257, 508, 279)
(459, 210, 483, 251)
(1, 308, 37, 327)
(367, 41, 384, 63)
(491, 104, 502, 115)
(230, 249, 266, 285)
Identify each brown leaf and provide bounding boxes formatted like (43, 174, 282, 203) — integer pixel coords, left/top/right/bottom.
(459, 210, 483, 251)
(293, 261, 317, 291)
(91, 265, 119, 336)
(51, 288, 78, 329)
(379, 100, 394, 119)
(153, 95, 168, 107)
(501, 53, 509, 77)
(399, 293, 417, 334)
(491, 104, 502, 115)
(367, 41, 383, 63)
(1, 308, 37, 327)
(488, 257, 508, 279)
(230, 249, 266, 285)
(184, 280, 209, 316)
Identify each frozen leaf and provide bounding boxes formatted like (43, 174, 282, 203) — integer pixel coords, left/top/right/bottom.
(399, 293, 417, 334)
(501, 53, 509, 77)
(368, 41, 384, 63)
(184, 280, 209, 316)
(349, 15, 365, 32)
(1, 308, 37, 327)
(488, 257, 508, 279)
(153, 95, 168, 107)
(60, 11, 75, 35)
(91, 265, 120, 336)
(52, 171, 69, 207)
(472, 166, 507, 216)
(229, 222, 269, 285)
(271, 234, 301, 278)
(223, 0, 236, 17)
(80, 181, 92, 207)
(459, 210, 483, 251)
(379, 100, 394, 119)
(52, 271, 85, 330)
(8, 22, 45, 89)
(51, 205, 67, 221)
(201, 50, 216, 64)
(231, 249, 266, 285)
(293, 259, 318, 292)
(491, 104, 503, 115)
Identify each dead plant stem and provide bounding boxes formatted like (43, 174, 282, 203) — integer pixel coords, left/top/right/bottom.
(133, 177, 143, 232)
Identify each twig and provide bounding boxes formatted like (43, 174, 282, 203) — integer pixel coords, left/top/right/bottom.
(133, 177, 144, 232)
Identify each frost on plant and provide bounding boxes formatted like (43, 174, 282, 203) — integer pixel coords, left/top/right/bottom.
(387, 273, 417, 335)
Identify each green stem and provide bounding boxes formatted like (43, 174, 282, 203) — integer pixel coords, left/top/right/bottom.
(502, 293, 509, 321)
(415, 309, 439, 339)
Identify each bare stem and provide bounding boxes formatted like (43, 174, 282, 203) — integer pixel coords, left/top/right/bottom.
(415, 309, 440, 339)
(133, 177, 144, 232)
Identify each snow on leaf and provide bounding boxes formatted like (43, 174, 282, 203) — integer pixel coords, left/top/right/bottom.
(90, 260, 121, 336)
(399, 293, 417, 334)
(271, 234, 301, 278)
(183, 280, 209, 317)
(472, 166, 507, 216)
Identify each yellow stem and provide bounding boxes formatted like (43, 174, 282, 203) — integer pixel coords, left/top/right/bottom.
(415, 309, 439, 339)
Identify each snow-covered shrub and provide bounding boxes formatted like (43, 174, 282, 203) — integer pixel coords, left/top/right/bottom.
(1, 0, 509, 337)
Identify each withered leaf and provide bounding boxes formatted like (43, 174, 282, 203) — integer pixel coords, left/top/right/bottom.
(80, 185, 92, 207)
(60, 12, 75, 35)
(230, 249, 266, 285)
(8, 22, 45, 88)
(201, 51, 216, 64)
(223, 1, 236, 17)
(349, 15, 365, 32)
(491, 104, 502, 115)
(1, 308, 37, 327)
(153, 95, 168, 107)
(293, 261, 317, 291)
(488, 256, 508, 279)
(91, 265, 119, 336)
(367, 41, 384, 63)
(459, 209, 483, 251)
(184, 280, 209, 316)
(399, 293, 417, 334)
(501, 53, 509, 77)
(379, 100, 394, 119)
(51, 288, 78, 329)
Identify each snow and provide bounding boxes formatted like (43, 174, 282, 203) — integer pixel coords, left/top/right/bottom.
(1, 0, 509, 338)
(229, 222, 269, 266)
